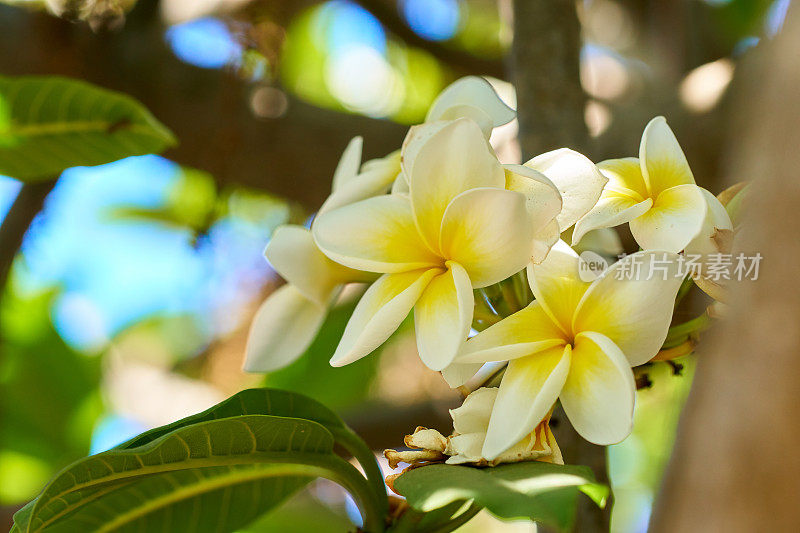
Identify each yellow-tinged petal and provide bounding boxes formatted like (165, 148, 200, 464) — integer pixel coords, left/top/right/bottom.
(572, 194, 653, 245)
(573, 250, 683, 366)
(407, 118, 505, 251)
(414, 262, 474, 371)
(426, 76, 515, 134)
(313, 195, 441, 273)
(441, 361, 483, 388)
(439, 187, 533, 288)
(266, 225, 364, 306)
(524, 148, 608, 229)
(450, 386, 496, 434)
(560, 331, 635, 445)
(483, 344, 571, 460)
(685, 188, 735, 301)
(640, 116, 695, 196)
(458, 301, 566, 364)
(532, 218, 561, 264)
(318, 157, 401, 216)
(504, 163, 562, 232)
(243, 285, 327, 372)
(527, 240, 591, 333)
(629, 183, 706, 252)
(331, 136, 363, 191)
(597, 157, 648, 200)
(330, 268, 440, 366)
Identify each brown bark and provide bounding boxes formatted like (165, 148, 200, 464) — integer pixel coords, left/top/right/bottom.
(649, 5, 800, 532)
(510, 1, 608, 531)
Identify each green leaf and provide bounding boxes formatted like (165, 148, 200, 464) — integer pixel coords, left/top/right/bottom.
(0, 76, 175, 181)
(14, 415, 383, 533)
(393, 462, 608, 532)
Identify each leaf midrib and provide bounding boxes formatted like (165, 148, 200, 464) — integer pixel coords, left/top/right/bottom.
(1, 120, 165, 139)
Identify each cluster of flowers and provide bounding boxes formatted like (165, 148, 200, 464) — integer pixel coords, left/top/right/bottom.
(244, 77, 746, 466)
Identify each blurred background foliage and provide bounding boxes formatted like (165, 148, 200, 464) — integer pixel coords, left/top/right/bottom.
(0, 0, 790, 531)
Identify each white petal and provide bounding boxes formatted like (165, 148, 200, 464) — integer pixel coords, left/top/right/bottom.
(390, 172, 409, 195)
(313, 195, 441, 274)
(560, 331, 635, 445)
(572, 227, 624, 257)
(524, 148, 608, 230)
(266, 225, 358, 306)
(573, 250, 683, 366)
(684, 188, 734, 257)
(318, 158, 400, 216)
(450, 386, 498, 434)
(330, 269, 439, 366)
(331, 136, 363, 191)
(414, 262, 474, 370)
(407, 118, 505, 251)
(441, 361, 484, 388)
(640, 116, 695, 196)
(458, 301, 565, 364)
(504, 163, 563, 239)
(439, 188, 533, 288)
(482, 345, 571, 460)
(527, 240, 591, 332)
(629, 184, 706, 252)
(572, 194, 653, 245)
(426, 76, 515, 133)
(243, 285, 327, 372)
(532, 218, 561, 264)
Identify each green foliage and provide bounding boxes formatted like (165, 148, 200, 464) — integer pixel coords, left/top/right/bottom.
(0, 76, 175, 181)
(12, 388, 387, 533)
(0, 289, 102, 503)
(393, 462, 608, 532)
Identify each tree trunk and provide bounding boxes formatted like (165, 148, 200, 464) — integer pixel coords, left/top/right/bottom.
(649, 5, 800, 531)
(510, 2, 608, 531)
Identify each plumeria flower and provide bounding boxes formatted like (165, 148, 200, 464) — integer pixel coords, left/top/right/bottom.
(455, 241, 683, 458)
(573, 116, 714, 253)
(384, 387, 561, 469)
(243, 139, 380, 372)
(313, 118, 548, 371)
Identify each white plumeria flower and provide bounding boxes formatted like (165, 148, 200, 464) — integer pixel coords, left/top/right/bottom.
(573, 116, 713, 253)
(243, 225, 374, 372)
(313, 118, 554, 371)
(243, 138, 380, 373)
(445, 387, 562, 466)
(455, 241, 683, 458)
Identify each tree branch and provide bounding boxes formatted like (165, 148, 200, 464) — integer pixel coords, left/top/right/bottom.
(0, 180, 57, 301)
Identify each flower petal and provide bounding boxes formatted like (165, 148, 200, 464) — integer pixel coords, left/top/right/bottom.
(573, 251, 683, 366)
(450, 386, 497, 434)
(440, 188, 533, 288)
(629, 183, 706, 252)
(318, 157, 401, 216)
(527, 240, 591, 333)
(407, 118, 505, 251)
(572, 194, 653, 245)
(560, 331, 635, 445)
(597, 157, 648, 199)
(266, 225, 361, 306)
(640, 116, 695, 196)
(458, 301, 565, 364)
(313, 195, 441, 273)
(504, 163, 563, 232)
(414, 262, 474, 370)
(441, 361, 483, 388)
(243, 285, 327, 372)
(685, 188, 735, 301)
(331, 136, 363, 191)
(524, 148, 608, 229)
(532, 218, 561, 264)
(482, 345, 571, 460)
(426, 76, 515, 133)
(330, 268, 440, 366)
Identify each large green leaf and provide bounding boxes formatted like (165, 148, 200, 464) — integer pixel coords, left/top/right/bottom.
(0, 76, 175, 181)
(393, 462, 608, 532)
(13, 415, 383, 533)
(113, 388, 387, 511)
